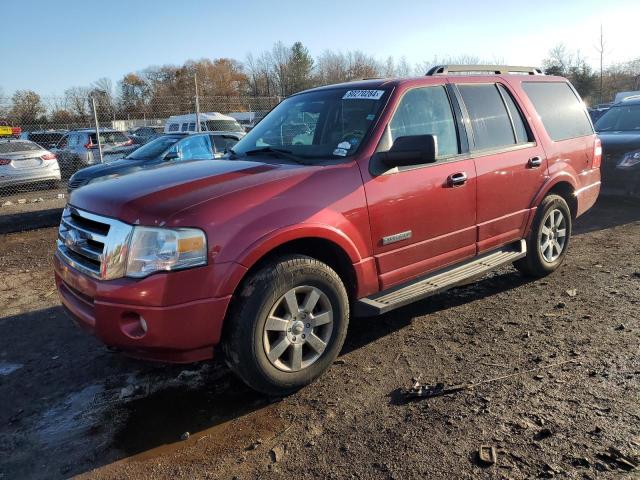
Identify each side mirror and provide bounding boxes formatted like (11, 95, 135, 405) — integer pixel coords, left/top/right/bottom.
(164, 151, 179, 161)
(377, 134, 438, 168)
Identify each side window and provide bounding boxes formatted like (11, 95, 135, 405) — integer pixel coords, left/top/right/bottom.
(168, 123, 179, 132)
(181, 123, 189, 132)
(458, 84, 516, 150)
(174, 135, 212, 161)
(68, 134, 80, 148)
(522, 82, 593, 141)
(200, 122, 207, 131)
(188, 122, 196, 132)
(57, 135, 68, 149)
(211, 135, 238, 153)
(389, 86, 459, 158)
(497, 84, 530, 144)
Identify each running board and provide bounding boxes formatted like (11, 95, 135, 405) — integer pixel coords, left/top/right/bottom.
(356, 240, 527, 316)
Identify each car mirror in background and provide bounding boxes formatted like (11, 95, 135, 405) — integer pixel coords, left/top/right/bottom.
(377, 134, 438, 168)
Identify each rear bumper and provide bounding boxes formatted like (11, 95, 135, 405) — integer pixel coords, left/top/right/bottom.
(575, 169, 601, 217)
(54, 253, 235, 363)
(0, 166, 61, 187)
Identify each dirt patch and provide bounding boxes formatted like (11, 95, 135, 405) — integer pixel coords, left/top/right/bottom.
(0, 197, 639, 479)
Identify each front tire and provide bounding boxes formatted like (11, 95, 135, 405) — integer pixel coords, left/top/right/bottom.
(222, 255, 349, 396)
(515, 194, 572, 278)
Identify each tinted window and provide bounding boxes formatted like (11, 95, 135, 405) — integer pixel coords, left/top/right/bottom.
(126, 135, 182, 160)
(168, 123, 179, 132)
(389, 86, 458, 158)
(181, 123, 188, 132)
(90, 131, 129, 145)
(522, 82, 593, 141)
(497, 84, 530, 143)
(458, 84, 515, 150)
(188, 123, 196, 132)
(211, 135, 239, 153)
(594, 104, 640, 132)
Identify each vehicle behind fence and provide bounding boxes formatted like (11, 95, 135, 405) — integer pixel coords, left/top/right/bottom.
(0, 95, 279, 218)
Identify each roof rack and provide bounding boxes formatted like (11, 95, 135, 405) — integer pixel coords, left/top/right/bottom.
(426, 65, 543, 76)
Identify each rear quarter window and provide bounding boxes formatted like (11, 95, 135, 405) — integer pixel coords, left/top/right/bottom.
(522, 82, 593, 141)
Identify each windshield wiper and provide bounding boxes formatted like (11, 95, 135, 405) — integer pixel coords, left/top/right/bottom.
(243, 147, 310, 165)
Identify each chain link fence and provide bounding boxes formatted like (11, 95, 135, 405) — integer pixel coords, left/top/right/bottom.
(0, 95, 280, 222)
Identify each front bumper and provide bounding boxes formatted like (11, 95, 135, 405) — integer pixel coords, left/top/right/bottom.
(53, 253, 237, 363)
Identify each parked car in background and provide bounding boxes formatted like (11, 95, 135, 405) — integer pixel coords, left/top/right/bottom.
(164, 112, 245, 136)
(0, 139, 61, 190)
(53, 128, 136, 178)
(595, 96, 640, 197)
(227, 112, 264, 131)
(19, 130, 68, 150)
(0, 121, 21, 138)
(54, 65, 600, 396)
(128, 126, 164, 145)
(67, 132, 242, 190)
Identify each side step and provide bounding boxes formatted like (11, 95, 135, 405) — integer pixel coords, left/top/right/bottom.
(356, 240, 527, 315)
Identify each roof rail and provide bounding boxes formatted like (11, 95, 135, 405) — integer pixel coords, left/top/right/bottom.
(426, 65, 543, 76)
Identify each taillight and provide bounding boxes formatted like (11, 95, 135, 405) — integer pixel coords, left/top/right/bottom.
(11, 127, 21, 137)
(593, 137, 602, 169)
(124, 139, 133, 146)
(85, 141, 96, 149)
(41, 153, 57, 161)
(0, 158, 11, 165)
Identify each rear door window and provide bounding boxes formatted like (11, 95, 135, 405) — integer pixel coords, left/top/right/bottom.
(522, 82, 593, 141)
(458, 84, 516, 150)
(389, 86, 459, 158)
(497, 84, 531, 144)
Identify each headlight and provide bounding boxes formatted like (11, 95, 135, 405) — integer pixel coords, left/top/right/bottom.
(126, 227, 207, 278)
(89, 174, 119, 184)
(619, 150, 640, 167)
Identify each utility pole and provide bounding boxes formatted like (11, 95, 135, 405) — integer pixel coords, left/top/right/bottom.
(596, 24, 606, 105)
(91, 94, 104, 163)
(195, 73, 201, 133)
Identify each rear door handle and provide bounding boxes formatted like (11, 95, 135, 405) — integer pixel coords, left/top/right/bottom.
(528, 156, 543, 168)
(448, 172, 468, 187)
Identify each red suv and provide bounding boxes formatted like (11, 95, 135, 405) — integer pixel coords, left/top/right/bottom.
(54, 65, 601, 395)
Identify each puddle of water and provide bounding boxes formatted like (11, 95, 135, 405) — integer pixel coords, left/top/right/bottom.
(37, 384, 105, 447)
(0, 362, 23, 376)
(112, 375, 267, 456)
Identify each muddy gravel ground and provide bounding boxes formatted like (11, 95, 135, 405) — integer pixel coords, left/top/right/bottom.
(0, 197, 639, 480)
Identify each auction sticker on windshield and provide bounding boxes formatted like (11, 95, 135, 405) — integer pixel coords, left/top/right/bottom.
(342, 90, 385, 100)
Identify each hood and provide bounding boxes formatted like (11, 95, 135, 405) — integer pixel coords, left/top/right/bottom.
(72, 159, 146, 179)
(597, 131, 640, 156)
(69, 159, 301, 225)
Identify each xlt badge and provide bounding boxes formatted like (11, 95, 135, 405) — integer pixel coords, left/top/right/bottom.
(382, 230, 412, 246)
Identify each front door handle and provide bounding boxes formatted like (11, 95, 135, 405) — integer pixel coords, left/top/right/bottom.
(528, 156, 543, 168)
(448, 172, 468, 187)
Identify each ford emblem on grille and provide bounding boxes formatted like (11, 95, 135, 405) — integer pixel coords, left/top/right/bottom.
(63, 229, 86, 249)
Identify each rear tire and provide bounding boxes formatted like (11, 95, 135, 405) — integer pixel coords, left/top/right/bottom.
(515, 194, 572, 278)
(222, 255, 349, 396)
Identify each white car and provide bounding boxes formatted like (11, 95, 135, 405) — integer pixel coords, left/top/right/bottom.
(0, 139, 61, 189)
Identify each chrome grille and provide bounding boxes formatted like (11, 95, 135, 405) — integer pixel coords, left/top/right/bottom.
(57, 206, 133, 280)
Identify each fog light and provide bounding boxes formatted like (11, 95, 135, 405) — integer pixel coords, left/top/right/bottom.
(119, 312, 147, 339)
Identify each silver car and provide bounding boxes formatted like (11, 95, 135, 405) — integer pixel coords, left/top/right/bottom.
(53, 129, 136, 178)
(0, 139, 61, 189)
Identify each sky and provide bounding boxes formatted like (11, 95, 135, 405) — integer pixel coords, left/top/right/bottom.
(2, 0, 638, 97)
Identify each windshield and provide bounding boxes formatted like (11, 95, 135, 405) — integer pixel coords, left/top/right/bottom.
(125, 135, 182, 160)
(205, 119, 243, 132)
(231, 87, 389, 161)
(595, 104, 640, 132)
